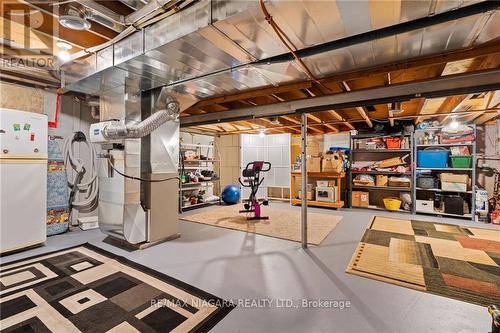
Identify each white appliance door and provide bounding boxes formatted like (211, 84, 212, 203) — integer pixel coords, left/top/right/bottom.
(0, 108, 48, 159)
(0, 161, 47, 253)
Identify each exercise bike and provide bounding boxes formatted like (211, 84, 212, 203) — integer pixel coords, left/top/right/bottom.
(238, 161, 271, 220)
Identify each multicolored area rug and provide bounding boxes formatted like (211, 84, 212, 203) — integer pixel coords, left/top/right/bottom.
(0, 244, 234, 332)
(347, 216, 500, 306)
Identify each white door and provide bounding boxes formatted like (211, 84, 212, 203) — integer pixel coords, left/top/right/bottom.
(0, 161, 47, 253)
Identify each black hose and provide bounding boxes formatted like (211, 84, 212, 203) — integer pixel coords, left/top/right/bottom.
(107, 158, 180, 183)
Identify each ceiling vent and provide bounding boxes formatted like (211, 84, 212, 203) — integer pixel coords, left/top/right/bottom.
(59, 3, 91, 31)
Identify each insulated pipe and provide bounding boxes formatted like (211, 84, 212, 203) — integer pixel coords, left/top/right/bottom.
(103, 97, 179, 140)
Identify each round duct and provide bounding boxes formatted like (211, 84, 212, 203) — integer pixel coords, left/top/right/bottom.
(59, 3, 91, 30)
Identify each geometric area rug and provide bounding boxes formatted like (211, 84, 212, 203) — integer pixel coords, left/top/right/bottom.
(346, 216, 500, 306)
(0, 244, 234, 332)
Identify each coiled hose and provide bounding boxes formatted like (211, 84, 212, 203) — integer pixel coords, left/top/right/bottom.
(62, 132, 99, 213)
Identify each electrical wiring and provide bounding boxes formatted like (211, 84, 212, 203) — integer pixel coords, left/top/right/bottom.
(107, 157, 180, 183)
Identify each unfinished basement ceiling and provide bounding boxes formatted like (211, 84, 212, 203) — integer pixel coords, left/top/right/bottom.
(14, 0, 498, 133)
(61, 0, 500, 96)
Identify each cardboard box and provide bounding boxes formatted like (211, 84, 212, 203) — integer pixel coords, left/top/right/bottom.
(316, 180, 329, 187)
(440, 173, 469, 192)
(306, 157, 321, 173)
(322, 156, 343, 173)
(376, 175, 388, 187)
(441, 182, 467, 192)
(352, 191, 369, 207)
(416, 199, 434, 213)
(298, 190, 313, 200)
(308, 142, 320, 157)
(440, 173, 469, 184)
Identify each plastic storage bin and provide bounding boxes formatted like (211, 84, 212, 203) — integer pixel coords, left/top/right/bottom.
(385, 138, 401, 149)
(444, 196, 464, 215)
(417, 148, 449, 168)
(417, 175, 437, 189)
(450, 155, 472, 168)
(383, 197, 402, 211)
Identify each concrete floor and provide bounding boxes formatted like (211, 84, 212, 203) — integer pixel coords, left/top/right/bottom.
(1, 204, 494, 332)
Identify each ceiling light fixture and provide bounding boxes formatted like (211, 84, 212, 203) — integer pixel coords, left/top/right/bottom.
(56, 41, 72, 62)
(58, 3, 91, 30)
(449, 116, 460, 130)
(259, 129, 266, 138)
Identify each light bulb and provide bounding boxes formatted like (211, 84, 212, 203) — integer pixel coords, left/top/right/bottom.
(449, 119, 460, 129)
(259, 129, 265, 138)
(58, 50, 71, 62)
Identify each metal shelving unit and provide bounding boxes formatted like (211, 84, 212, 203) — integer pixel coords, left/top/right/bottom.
(413, 126, 476, 221)
(348, 132, 414, 213)
(179, 142, 221, 212)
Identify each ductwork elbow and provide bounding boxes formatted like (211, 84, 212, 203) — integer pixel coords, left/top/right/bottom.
(103, 96, 179, 140)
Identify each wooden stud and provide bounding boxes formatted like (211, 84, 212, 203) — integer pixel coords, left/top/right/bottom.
(340, 81, 373, 128)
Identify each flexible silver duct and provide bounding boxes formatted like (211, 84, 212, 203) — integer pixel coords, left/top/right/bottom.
(103, 97, 179, 140)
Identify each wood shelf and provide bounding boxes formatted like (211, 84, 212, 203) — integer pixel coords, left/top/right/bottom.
(291, 199, 344, 209)
(291, 172, 345, 178)
(352, 149, 411, 153)
(290, 172, 345, 209)
(351, 170, 412, 175)
(351, 205, 411, 214)
(352, 185, 412, 191)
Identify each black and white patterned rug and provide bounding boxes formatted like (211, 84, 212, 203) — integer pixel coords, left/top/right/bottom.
(0, 244, 234, 332)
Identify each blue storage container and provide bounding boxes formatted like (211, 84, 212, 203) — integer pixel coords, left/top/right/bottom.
(417, 149, 449, 168)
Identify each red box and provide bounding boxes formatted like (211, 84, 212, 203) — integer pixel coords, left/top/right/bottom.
(491, 210, 500, 225)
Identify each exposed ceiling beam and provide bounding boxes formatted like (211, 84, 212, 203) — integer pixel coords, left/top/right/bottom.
(323, 123, 339, 133)
(207, 107, 500, 135)
(439, 94, 473, 124)
(183, 43, 500, 117)
(190, 81, 312, 110)
(181, 69, 500, 127)
(414, 98, 428, 124)
(340, 81, 373, 127)
(281, 115, 300, 125)
(475, 111, 500, 125)
(320, 42, 500, 85)
(307, 114, 322, 124)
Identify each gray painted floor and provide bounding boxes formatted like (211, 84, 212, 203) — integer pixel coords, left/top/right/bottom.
(1, 204, 495, 332)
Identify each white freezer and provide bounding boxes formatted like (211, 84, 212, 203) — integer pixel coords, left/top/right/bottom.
(0, 108, 48, 253)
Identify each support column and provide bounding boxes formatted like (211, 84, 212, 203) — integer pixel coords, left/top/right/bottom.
(301, 112, 308, 249)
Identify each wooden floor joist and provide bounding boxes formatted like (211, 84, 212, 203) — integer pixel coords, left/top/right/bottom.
(340, 81, 373, 128)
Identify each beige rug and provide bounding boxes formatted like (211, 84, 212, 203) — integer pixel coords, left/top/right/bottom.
(181, 205, 342, 245)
